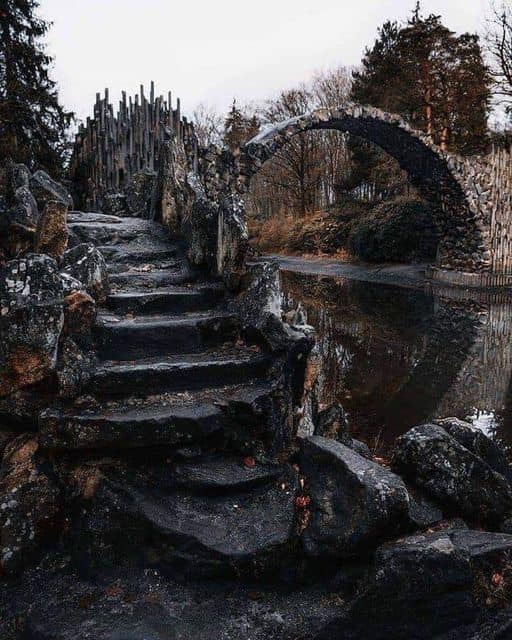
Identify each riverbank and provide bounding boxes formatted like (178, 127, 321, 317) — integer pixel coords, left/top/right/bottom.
(262, 254, 512, 303)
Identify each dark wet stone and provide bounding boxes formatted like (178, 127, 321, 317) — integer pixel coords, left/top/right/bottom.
(392, 423, 512, 526)
(72, 462, 299, 576)
(10, 186, 39, 229)
(345, 529, 512, 640)
(9, 164, 31, 192)
(0, 435, 61, 575)
(125, 169, 157, 216)
(407, 487, 444, 529)
(315, 403, 372, 459)
(29, 170, 73, 210)
(0, 255, 64, 396)
(173, 456, 284, 492)
(435, 417, 512, 482)
(61, 243, 109, 302)
(299, 436, 409, 558)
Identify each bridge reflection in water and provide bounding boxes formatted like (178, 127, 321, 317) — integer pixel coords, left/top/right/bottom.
(282, 271, 512, 458)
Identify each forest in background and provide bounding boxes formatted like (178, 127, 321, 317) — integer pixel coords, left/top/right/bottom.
(193, 3, 512, 262)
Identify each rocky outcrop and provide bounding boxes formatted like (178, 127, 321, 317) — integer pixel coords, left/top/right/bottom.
(125, 169, 156, 217)
(346, 528, 512, 639)
(0, 255, 64, 396)
(299, 436, 410, 557)
(0, 435, 61, 575)
(29, 170, 73, 211)
(35, 200, 69, 258)
(392, 423, 512, 526)
(61, 243, 109, 302)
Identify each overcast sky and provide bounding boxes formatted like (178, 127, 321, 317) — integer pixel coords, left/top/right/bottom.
(40, 0, 491, 123)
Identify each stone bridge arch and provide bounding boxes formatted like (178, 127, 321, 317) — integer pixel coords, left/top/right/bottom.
(241, 105, 493, 278)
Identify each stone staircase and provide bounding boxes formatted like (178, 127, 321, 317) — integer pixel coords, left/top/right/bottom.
(38, 211, 300, 576)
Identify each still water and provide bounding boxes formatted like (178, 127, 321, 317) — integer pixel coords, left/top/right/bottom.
(282, 270, 512, 457)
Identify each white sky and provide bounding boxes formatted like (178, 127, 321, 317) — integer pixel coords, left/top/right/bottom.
(40, 0, 491, 124)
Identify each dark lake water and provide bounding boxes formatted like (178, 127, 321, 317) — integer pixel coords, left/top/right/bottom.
(281, 270, 512, 458)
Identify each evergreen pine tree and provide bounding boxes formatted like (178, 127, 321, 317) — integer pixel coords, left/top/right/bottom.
(352, 6, 491, 154)
(0, 0, 73, 176)
(223, 99, 259, 152)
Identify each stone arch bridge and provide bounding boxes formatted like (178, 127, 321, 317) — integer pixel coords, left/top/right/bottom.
(71, 89, 512, 288)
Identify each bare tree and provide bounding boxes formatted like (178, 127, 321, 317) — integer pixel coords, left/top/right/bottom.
(486, 3, 512, 111)
(192, 103, 223, 147)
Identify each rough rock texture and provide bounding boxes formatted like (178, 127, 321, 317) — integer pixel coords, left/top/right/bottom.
(1, 186, 39, 258)
(0, 435, 61, 575)
(435, 417, 512, 482)
(315, 404, 371, 458)
(63, 290, 96, 336)
(61, 243, 109, 302)
(30, 170, 73, 211)
(299, 436, 410, 557)
(344, 529, 512, 639)
(101, 193, 127, 216)
(35, 200, 69, 258)
(70, 461, 299, 577)
(392, 423, 512, 526)
(0, 556, 346, 640)
(125, 169, 156, 216)
(0, 255, 64, 396)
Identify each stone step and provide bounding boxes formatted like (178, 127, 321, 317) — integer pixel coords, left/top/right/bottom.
(105, 284, 225, 314)
(109, 266, 198, 289)
(68, 218, 170, 246)
(98, 243, 180, 266)
(91, 349, 272, 398)
(38, 383, 275, 450)
(95, 312, 241, 360)
(74, 460, 298, 574)
(173, 455, 284, 493)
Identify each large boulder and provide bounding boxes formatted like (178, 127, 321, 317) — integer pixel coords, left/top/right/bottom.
(346, 528, 512, 639)
(35, 200, 69, 259)
(0, 435, 61, 575)
(125, 169, 157, 216)
(392, 423, 512, 526)
(0, 254, 64, 396)
(1, 187, 39, 258)
(29, 170, 73, 211)
(60, 243, 109, 302)
(8, 163, 31, 193)
(435, 417, 512, 482)
(299, 436, 410, 557)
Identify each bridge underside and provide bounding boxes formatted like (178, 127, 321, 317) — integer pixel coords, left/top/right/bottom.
(243, 106, 505, 285)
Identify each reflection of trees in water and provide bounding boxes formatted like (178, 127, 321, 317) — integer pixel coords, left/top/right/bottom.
(282, 272, 504, 453)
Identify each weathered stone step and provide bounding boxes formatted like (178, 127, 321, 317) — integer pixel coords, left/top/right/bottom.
(106, 284, 224, 314)
(68, 218, 170, 246)
(95, 312, 241, 360)
(38, 383, 274, 450)
(91, 349, 272, 398)
(98, 243, 180, 266)
(74, 461, 299, 574)
(109, 266, 198, 289)
(67, 211, 124, 224)
(173, 456, 284, 493)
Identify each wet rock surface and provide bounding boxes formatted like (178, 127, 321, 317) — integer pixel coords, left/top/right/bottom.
(392, 423, 512, 526)
(299, 436, 410, 558)
(0, 435, 61, 575)
(61, 242, 109, 302)
(345, 528, 512, 639)
(0, 254, 64, 396)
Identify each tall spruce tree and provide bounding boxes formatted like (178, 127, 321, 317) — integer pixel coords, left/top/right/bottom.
(0, 0, 73, 176)
(352, 5, 491, 155)
(223, 100, 259, 152)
